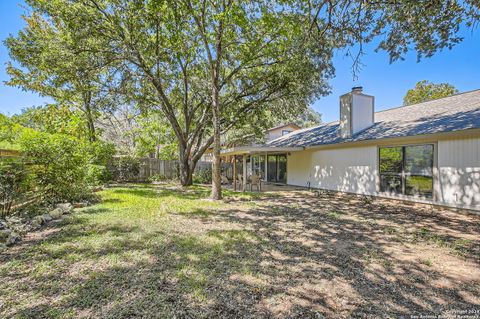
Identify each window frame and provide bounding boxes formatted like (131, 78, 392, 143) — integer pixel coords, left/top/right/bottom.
(378, 143, 436, 199)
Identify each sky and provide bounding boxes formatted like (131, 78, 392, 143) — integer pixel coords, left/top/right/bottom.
(0, 1, 479, 122)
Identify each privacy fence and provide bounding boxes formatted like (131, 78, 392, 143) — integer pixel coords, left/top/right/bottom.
(108, 156, 234, 182)
(108, 156, 221, 182)
(0, 149, 39, 217)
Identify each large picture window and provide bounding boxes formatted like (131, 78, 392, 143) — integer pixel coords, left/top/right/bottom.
(379, 144, 434, 198)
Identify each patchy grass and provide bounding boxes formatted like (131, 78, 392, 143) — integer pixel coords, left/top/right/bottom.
(326, 210, 347, 219)
(411, 227, 474, 256)
(1, 184, 479, 318)
(419, 258, 433, 267)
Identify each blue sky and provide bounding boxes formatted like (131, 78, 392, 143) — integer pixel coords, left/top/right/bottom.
(1, 1, 479, 122)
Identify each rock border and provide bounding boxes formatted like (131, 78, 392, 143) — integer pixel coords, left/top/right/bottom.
(0, 201, 90, 251)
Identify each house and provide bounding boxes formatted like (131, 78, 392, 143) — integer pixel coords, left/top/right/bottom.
(201, 123, 301, 162)
(264, 123, 301, 142)
(221, 87, 480, 211)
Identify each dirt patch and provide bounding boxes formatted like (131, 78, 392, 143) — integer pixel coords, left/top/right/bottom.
(0, 186, 479, 318)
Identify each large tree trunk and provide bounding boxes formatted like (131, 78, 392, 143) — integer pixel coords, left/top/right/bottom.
(211, 81, 222, 200)
(84, 92, 96, 143)
(179, 161, 193, 186)
(178, 143, 194, 186)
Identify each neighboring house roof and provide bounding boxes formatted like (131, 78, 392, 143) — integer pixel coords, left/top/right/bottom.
(265, 123, 301, 132)
(267, 89, 480, 148)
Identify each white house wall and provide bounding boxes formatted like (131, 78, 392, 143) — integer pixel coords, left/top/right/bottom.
(287, 150, 312, 187)
(287, 146, 378, 195)
(437, 136, 480, 209)
(286, 134, 480, 211)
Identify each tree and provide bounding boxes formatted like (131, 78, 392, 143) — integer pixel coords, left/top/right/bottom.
(96, 104, 141, 156)
(403, 80, 459, 105)
(182, 1, 334, 199)
(17, 0, 331, 196)
(9, 0, 479, 200)
(223, 107, 321, 147)
(5, 11, 117, 142)
(134, 111, 178, 160)
(11, 104, 87, 138)
(307, 1, 479, 69)
(282, 107, 322, 129)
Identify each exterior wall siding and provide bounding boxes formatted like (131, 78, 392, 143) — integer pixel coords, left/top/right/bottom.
(287, 150, 312, 188)
(286, 134, 480, 211)
(437, 136, 480, 209)
(287, 146, 378, 195)
(266, 124, 300, 141)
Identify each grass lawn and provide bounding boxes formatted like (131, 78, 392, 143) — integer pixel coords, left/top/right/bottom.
(1, 184, 479, 318)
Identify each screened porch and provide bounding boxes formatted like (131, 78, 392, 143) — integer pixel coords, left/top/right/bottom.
(219, 146, 302, 191)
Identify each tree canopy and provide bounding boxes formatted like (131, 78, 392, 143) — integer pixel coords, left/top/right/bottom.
(5, 9, 120, 142)
(403, 80, 459, 105)
(5, 0, 479, 199)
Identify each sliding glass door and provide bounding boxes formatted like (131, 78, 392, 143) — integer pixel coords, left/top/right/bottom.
(267, 154, 287, 183)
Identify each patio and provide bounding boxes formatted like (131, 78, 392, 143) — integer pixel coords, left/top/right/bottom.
(220, 145, 302, 191)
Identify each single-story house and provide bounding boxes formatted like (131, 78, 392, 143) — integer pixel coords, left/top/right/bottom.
(221, 87, 480, 211)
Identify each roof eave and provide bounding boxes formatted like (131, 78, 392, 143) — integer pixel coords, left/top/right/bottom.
(220, 145, 304, 156)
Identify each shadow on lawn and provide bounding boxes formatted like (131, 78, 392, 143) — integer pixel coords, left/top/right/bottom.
(109, 183, 272, 202)
(110, 184, 212, 201)
(1, 187, 479, 318)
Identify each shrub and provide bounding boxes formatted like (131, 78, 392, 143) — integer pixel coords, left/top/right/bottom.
(88, 141, 116, 167)
(0, 121, 116, 215)
(0, 157, 33, 217)
(109, 156, 140, 181)
(86, 141, 115, 184)
(193, 167, 212, 184)
(19, 129, 91, 203)
(85, 164, 108, 186)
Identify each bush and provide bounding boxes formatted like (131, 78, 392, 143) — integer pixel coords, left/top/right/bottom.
(109, 156, 140, 182)
(0, 157, 33, 217)
(88, 141, 116, 167)
(85, 164, 108, 186)
(86, 141, 115, 184)
(19, 129, 90, 203)
(0, 121, 116, 215)
(192, 167, 212, 184)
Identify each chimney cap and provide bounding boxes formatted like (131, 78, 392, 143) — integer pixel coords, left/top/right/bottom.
(352, 86, 363, 93)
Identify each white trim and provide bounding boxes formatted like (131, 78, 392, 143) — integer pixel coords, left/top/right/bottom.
(221, 146, 303, 156)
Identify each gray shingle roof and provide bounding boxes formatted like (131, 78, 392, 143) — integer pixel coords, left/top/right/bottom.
(267, 89, 480, 148)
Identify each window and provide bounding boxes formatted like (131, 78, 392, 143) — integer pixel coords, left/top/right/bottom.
(379, 144, 434, 198)
(282, 130, 292, 136)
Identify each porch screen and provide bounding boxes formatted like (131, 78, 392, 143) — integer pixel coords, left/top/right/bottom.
(379, 144, 434, 198)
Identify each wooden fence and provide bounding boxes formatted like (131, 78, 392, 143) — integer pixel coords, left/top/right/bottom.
(133, 158, 233, 181)
(0, 149, 41, 216)
(0, 149, 21, 157)
(124, 158, 216, 181)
